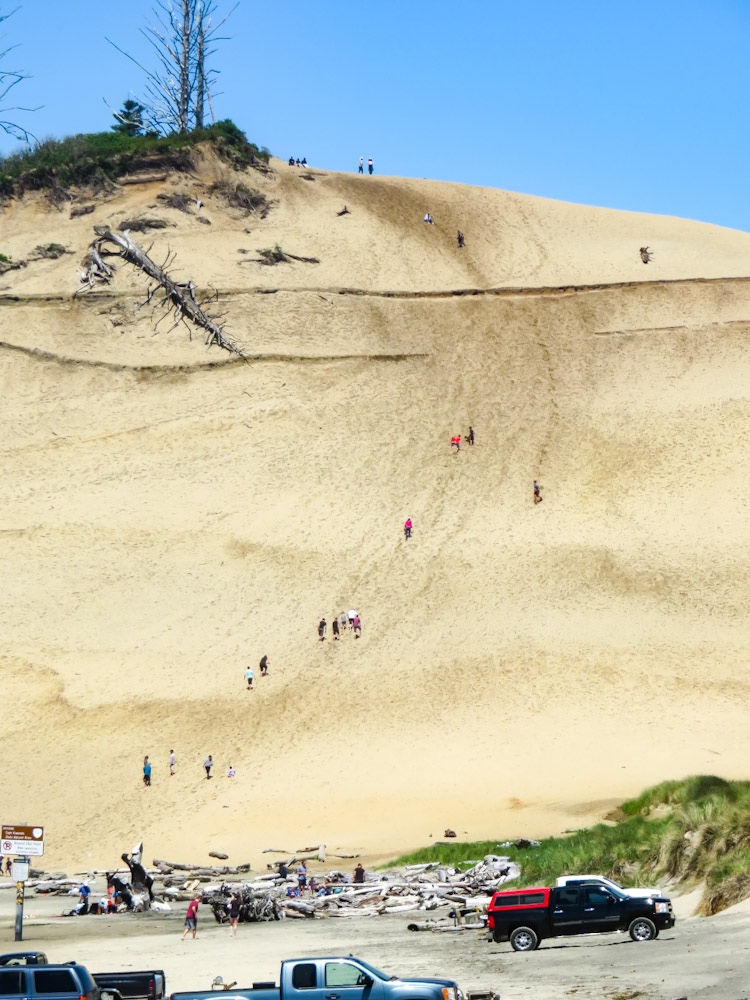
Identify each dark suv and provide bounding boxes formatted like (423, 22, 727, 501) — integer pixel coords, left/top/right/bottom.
(0, 964, 99, 1000)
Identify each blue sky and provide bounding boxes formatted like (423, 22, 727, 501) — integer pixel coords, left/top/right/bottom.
(2, 0, 749, 231)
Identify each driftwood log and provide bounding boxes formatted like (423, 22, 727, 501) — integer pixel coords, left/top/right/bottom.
(153, 858, 252, 874)
(76, 227, 243, 356)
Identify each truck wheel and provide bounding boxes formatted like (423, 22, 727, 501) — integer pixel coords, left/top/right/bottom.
(509, 926, 539, 952)
(629, 917, 657, 942)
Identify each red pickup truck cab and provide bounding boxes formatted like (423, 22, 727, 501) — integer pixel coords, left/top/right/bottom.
(487, 882, 675, 951)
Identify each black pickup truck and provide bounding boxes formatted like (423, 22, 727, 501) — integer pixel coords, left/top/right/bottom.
(0, 954, 49, 967)
(94, 972, 166, 1000)
(487, 881, 675, 951)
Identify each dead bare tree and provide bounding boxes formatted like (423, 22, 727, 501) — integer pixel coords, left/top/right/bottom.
(0, 6, 38, 141)
(639, 246, 654, 264)
(77, 226, 244, 357)
(107, 0, 236, 135)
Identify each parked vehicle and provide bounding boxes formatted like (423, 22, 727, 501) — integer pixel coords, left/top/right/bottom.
(0, 963, 99, 1000)
(555, 874, 663, 899)
(169, 957, 463, 1000)
(0, 953, 49, 966)
(94, 972, 166, 1000)
(487, 881, 675, 951)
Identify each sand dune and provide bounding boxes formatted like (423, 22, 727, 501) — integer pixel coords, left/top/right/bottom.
(2, 153, 750, 872)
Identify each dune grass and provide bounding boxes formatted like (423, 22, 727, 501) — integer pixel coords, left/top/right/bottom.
(387, 776, 750, 914)
(0, 120, 270, 198)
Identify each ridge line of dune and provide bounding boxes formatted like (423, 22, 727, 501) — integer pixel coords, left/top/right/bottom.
(2, 273, 750, 309)
(0, 339, 428, 372)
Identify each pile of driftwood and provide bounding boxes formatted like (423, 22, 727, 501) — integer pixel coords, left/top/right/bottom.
(24, 843, 519, 926)
(202, 853, 518, 925)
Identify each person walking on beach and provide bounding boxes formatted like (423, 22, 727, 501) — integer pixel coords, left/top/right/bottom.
(204, 755, 213, 779)
(367, 157, 374, 175)
(227, 892, 241, 936)
(143, 756, 152, 787)
(352, 614, 362, 638)
(534, 480, 543, 504)
(468, 426, 475, 446)
(181, 895, 201, 940)
(259, 654, 269, 677)
(245, 665, 254, 689)
(297, 860, 307, 889)
(318, 617, 327, 641)
(332, 617, 340, 640)
(451, 434, 461, 452)
(404, 517, 412, 540)
(169, 749, 176, 776)
(340, 611, 349, 632)
(457, 230, 465, 249)
(358, 157, 364, 174)
(353, 862, 366, 883)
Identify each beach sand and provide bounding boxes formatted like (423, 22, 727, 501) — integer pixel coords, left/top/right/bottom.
(1, 154, 750, 876)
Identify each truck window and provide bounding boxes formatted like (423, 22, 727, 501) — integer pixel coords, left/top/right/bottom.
(324, 964, 366, 988)
(0, 971, 23, 995)
(583, 886, 613, 906)
(34, 970, 78, 993)
(519, 892, 545, 905)
(291, 966, 316, 990)
(494, 894, 519, 907)
(557, 888, 579, 907)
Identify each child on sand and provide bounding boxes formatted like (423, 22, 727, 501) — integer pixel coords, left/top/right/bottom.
(534, 480, 543, 504)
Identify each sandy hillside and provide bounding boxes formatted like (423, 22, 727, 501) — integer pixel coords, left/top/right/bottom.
(2, 152, 750, 873)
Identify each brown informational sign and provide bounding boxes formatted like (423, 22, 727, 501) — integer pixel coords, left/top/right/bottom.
(1, 825, 45, 856)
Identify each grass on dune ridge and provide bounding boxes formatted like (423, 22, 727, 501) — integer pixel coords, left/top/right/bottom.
(388, 776, 750, 916)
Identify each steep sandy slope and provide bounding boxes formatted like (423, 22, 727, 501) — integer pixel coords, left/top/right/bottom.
(2, 153, 750, 870)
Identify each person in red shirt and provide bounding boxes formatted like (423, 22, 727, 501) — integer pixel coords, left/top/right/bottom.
(451, 435, 461, 452)
(181, 895, 201, 940)
(404, 518, 412, 540)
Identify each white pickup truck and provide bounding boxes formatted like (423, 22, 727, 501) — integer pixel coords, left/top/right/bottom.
(555, 874, 663, 899)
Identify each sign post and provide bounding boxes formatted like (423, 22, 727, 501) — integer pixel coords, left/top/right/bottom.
(14, 876, 24, 942)
(1, 826, 44, 942)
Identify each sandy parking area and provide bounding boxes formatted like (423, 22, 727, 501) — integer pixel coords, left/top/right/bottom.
(2, 886, 748, 1000)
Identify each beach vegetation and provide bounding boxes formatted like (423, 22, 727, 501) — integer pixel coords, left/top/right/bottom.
(387, 776, 750, 915)
(0, 119, 270, 199)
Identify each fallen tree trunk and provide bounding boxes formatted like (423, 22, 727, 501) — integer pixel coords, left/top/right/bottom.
(153, 858, 252, 874)
(76, 228, 243, 357)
